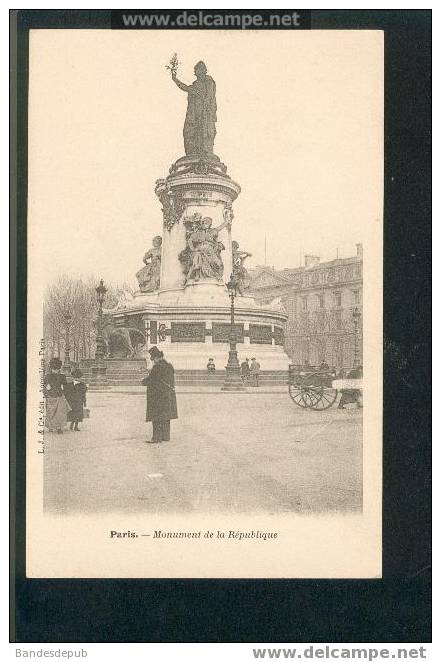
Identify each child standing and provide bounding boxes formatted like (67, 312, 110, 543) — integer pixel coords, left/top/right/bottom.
(65, 368, 88, 431)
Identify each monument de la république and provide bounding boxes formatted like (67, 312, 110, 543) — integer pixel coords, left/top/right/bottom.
(98, 57, 290, 382)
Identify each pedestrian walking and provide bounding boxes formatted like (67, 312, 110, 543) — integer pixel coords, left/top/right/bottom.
(142, 346, 178, 443)
(43, 357, 71, 433)
(249, 358, 261, 387)
(65, 368, 88, 431)
(240, 358, 250, 385)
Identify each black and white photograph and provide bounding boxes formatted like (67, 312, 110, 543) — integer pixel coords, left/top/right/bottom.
(24, 27, 383, 579)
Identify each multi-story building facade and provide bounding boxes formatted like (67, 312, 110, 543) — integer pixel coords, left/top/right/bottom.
(248, 244, 363, 369)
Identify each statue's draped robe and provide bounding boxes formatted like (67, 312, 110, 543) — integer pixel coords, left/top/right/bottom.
(184, 75, 217, 156)
(187, 227, 224, 280)
(136, 246, 162, 292)
(232, 249, 251, 293)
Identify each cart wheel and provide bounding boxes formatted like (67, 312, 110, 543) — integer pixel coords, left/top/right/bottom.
(308, 386, 338, 410)
(289, 384, 318, 408)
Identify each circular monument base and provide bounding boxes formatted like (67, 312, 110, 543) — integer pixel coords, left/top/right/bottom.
(108, 289, 290, 371)
(156, 342, 290, 371)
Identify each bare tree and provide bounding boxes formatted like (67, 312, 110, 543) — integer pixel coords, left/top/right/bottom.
(43, 274, 137, 366)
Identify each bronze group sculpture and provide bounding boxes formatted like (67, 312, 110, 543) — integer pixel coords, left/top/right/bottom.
(179, 212, 231, 284)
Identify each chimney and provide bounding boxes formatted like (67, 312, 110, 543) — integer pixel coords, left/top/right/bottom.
(304, 254, 320, 268)
(356, 243, 363, 259)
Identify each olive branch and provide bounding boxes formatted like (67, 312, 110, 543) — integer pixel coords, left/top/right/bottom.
(166, 53, 179, 75)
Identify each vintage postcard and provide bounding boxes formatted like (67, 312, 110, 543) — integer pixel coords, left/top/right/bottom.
(25, 28, 383, 578)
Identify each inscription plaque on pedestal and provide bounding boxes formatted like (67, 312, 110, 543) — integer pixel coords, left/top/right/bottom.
(212, 323, 244, 343)
(249, 324, 272, 345)
(171, 322, 206, 343)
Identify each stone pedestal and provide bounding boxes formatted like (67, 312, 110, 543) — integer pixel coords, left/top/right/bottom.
(87, 360, 111, 391)
(155, 159, 240, 297)
(107, 154, 292, 373)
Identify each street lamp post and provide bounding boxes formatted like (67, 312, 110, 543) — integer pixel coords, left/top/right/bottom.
(62, 306, 72, 374)
(352, 306, 362, 367)
(95, 279, 107, 360)
(222, 273, 245, 392)
(90, 279, 110, 390)
(304, 312, 310, 367)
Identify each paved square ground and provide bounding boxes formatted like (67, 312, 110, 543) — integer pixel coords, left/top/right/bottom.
(44, 391, 362, 514)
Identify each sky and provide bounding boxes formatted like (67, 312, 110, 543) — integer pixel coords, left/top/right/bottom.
(28, 29, 383, 288)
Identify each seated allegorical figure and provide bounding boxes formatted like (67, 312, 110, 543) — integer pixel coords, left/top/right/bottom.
(179, 213, 231, 284)
(136, 236, 162, 293)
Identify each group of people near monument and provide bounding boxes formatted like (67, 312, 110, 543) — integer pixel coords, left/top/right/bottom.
(205, 356, 262, 386)
(43, 348, 178, 443)
(44, 358, 88, 433)
(45, 347, 362, 445)
(240, 358, 261, 387)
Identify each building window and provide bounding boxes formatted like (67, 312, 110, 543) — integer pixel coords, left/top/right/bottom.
(352, 290, 361, 305)
(333, 291, 342, 307)
(301, 296, 308, 312)
(334, 310, 342, 330)
(285, 297, 295, 317)
(317, 294, 325, 309)
(273, 327, 284, 346)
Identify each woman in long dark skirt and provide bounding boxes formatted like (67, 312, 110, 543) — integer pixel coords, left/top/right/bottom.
(44, 357, 70, 433)
(65, 368, 88, 431)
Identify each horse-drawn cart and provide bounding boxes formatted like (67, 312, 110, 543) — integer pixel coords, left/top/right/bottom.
(288, 364, 363, 411)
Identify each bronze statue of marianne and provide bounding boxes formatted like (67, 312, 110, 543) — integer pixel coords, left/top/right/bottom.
(171, 61, 217, 157)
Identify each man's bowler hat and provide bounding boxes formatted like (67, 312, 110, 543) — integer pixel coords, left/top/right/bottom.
(148, 346, 164, 360)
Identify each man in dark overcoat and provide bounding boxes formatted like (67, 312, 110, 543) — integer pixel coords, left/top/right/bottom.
(141, 346, 178, 443)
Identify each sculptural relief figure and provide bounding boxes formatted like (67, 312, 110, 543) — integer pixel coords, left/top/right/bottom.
(155, 180, 185, 231)
(136, 236, 162, 293)
(179, 213, 231, 284)
(171, 61, 217, 156)
(232, 240, 252, 295)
